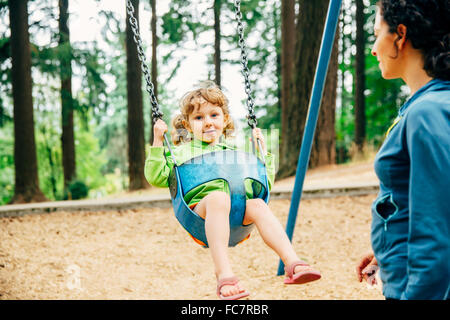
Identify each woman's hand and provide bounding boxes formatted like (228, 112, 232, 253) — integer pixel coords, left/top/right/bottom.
(356, 252, 379, 285)
(252, 127, 267, 155)
(153, 119, 168, 147)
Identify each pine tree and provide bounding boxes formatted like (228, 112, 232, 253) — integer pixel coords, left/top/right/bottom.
(149, 0, 157, 145)
(8, 0, 47, 203)
(126, 0, 149, 190)
(59, 0, 76, 188)
(278, 0, 337, 178)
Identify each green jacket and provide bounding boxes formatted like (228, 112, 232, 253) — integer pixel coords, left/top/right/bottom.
(144, 138, 275, 206)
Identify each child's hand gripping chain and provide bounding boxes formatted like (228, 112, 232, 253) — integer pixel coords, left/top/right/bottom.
(152, 119, 168, 147)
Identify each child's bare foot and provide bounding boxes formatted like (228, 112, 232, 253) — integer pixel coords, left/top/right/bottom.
(216, 276, 249, 300)
(219, 280, 245, 297)
(294, 264, 318, 275)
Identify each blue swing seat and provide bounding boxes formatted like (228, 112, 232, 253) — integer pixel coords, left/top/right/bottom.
(168, 149, 270, 247)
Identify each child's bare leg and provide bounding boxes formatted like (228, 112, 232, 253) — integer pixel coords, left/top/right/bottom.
(194, 191, 246, 297)
(243, 199, 318, 275)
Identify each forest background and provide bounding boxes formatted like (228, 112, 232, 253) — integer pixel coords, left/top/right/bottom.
(0, 0, 408, 205)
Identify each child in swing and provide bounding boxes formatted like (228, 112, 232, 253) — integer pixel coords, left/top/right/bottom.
(144, 82, 321, 300)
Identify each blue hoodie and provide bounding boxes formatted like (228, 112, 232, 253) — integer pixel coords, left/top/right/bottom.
(371, 79, 450, 300)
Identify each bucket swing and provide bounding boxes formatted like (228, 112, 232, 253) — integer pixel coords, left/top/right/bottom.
(126, 0, 269, 247)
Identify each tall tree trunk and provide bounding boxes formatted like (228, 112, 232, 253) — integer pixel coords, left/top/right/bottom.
(354, 0, 366, 153)
(310, 26, 339, 168)
(0, 104, 4, 127)
(213, 0, 221, 87)
(59, 0, 76, 188)
(126, 0, 149, 190)
(149, 0, 157, 145)
(274, 3, 282, 117)
(279, 0, 295, 173)
(8, 0, 46, 203)
(277, 0, 330, 179)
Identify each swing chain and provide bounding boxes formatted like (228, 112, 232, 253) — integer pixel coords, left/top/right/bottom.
(127, 0, 256, 128)
(126, 0, 163, 123)
(234, 0, 257, 129)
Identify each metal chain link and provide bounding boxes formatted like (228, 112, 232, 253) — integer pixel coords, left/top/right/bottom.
(126, 0, 163, 123)
(126, 0, 257, 128)
(234, 0, 257, 128)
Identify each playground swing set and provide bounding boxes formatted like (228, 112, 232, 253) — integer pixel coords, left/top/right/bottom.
(126, 0, 342, 276)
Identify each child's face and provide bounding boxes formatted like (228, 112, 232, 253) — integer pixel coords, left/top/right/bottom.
(185, 100, 228, 145)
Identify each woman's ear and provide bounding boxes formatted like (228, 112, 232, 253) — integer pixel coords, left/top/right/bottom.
(396, 24, 408, 50)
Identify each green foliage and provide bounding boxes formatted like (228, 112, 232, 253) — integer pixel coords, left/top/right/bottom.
(72, 45, 108, 122)
(364, 51, 407, 147)
(31, 44, 60, 76)
(223, 0, 282, 130)
(0, 36, 12, 127)
(0, 123, 14, 203)
(0, 36, 9, 61)
(35, 109, 63, 200)
(0, 0, 8, 11)
(32, 106, 108, 202)
(161, 0, 208, 45)
(64, 180, 89, 200)
(74, 121, 107, 193)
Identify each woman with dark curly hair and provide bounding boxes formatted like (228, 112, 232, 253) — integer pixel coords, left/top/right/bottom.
(355, 0, 450, 300)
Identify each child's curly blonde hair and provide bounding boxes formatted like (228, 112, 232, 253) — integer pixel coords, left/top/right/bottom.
(171, 81, 235, 145)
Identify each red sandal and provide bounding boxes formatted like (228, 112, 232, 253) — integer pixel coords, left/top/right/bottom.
(216, 276, 250, 300)
(284, 260, 321, 284)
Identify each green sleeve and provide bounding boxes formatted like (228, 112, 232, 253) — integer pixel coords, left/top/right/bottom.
(144, 146, 174, 188)
(244, 152, 276, 200)
(264, 152, 276, 191)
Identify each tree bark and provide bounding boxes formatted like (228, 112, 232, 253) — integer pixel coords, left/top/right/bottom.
(310, 26, 339, 168)
(126, 0, 149, 190)
(280, 0, 295, 159)
(213, 0, 221, 87)
(354, 0, 366, 153)
(274, 3, 282, 117)
(59, 0, 76, 187)
(149, 0, 157, 145)
(280, 0, 295, 131)
(8, 0, 47, 203)
(0, 104, 4, 127)
(277, 0, 330, 179)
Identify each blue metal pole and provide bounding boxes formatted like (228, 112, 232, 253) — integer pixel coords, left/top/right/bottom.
(277, 0, 342, 276)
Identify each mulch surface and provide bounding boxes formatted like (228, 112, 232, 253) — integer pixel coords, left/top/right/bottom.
(0, 194, 383, 300)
